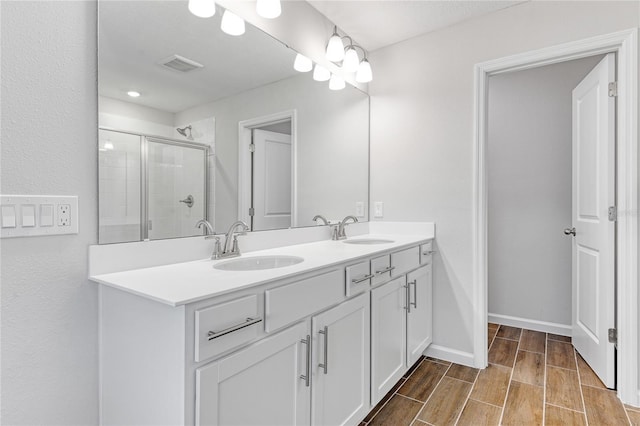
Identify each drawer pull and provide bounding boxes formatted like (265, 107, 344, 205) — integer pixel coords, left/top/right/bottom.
(300, 335, 311, 387)
(318, 326, 329, 374)
(207, 317, 262, 340)
(352, 274, 374, 284)
(422, 250, 436, 256)
(409, 280, 418, 309)
(375, 266, 395, 275)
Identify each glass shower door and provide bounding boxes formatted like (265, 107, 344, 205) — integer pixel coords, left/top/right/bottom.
(146, 137, 207, 240)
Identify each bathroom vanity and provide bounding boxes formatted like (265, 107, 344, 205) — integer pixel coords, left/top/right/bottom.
(91, 227, 434, 426)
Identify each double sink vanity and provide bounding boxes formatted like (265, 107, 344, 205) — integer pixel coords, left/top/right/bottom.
(90, 222, 435, 425)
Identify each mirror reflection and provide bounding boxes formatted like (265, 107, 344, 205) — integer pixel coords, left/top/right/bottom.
(98, 1, 370, 244)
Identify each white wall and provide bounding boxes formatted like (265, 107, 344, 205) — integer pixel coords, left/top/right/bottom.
(99, 96, 175, 138)
(176, 73, 369, 232)
(369, 1, 639, 355)
(1, 1, 99, 424)
(487, 56, 603, 328)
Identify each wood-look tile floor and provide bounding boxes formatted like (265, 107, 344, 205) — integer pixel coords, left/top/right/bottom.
(362, 324, 640, 425)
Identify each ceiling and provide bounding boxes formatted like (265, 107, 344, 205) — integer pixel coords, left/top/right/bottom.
(306, 0, 527, 52)
(99, 1, 298, 113)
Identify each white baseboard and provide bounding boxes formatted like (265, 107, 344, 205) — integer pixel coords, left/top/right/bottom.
(424, 344, 475, 367)
(489, 313, 571, 336)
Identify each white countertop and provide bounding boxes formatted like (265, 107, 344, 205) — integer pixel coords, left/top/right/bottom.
(90, 233, 433, 306)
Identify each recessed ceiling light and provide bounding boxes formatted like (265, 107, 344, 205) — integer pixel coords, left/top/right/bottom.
(127, 91, 141, 98)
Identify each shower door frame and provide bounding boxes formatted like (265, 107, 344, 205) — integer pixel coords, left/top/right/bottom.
(98, 127, 210, 242)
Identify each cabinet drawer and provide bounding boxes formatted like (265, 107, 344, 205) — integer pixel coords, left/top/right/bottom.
(391, 246, 420, 277)
(195, 294, 260, 362)
(371, 254, 393, 287)
(346, 260, 371, 296)
(420, 241, 434, 265)
(265, 270, 343, 332)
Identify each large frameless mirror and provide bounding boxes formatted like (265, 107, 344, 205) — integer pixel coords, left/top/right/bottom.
(98, 0, 370, 244)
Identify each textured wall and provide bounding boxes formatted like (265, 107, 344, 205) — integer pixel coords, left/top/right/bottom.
(1, 1, 99, 424)
(369, 1, 639, 355)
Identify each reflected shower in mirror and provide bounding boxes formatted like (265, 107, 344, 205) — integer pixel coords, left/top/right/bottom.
(98, 0, 369, 243)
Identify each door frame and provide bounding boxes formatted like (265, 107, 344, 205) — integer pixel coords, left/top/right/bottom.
(472, 29, 638, 405)
(238, 110, 298, 228)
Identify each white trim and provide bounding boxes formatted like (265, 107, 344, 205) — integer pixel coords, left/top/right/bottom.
(237, 110, 298, 228)
(472, 28, 638, 405)
(488, 313, 571, 337)
(424, 344, 475, 368)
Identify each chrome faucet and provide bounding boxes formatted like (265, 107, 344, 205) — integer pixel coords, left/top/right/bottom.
(312, 215, 330, 226)
(195, 219, 222, 260)
(220, 220, 250, 259)
(336, 215, 358, 240)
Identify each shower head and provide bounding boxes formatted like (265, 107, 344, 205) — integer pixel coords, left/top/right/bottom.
(177, 125, 194, 140)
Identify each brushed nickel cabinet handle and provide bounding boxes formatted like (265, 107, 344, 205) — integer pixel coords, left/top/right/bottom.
(318, 326, 329, 375)
(409, 280, 417, 309)
(375, 266, 395, 275)
(352, 274, 374, 284)
(300, 335, 311, 387)
(207, 317, 262, 340)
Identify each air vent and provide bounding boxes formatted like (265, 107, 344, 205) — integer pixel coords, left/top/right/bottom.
(159, 55, 204, 73)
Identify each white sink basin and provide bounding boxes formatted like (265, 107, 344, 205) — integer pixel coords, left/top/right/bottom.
(343, 238, 395, 245)
(214, 255, 304, 271)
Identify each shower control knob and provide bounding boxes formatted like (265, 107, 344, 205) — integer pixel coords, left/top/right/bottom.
(564, 227, 576, 236)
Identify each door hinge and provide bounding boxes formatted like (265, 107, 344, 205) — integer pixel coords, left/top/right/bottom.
(608, 81, 618, 97)
(248, 207, 255, 217)
(608, 328, 617, 345)
(249, 143, 255, 153)
(608, 206, 617, 222)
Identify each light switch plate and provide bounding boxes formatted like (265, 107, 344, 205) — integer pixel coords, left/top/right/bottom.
(0, 195, 79, 238)
(355, 202, 365, 217)
(374, 202, 384, 218)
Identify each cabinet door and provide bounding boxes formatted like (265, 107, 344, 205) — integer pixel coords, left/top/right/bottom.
(312, 293, 370, 426)
(196, 321, 311, 426)
(406, 264, 433, 366)
(371, 277, 407, 404)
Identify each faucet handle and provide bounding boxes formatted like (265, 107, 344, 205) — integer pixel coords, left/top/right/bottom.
(211, 237, 222, 260)
(331, 225, 339, 241)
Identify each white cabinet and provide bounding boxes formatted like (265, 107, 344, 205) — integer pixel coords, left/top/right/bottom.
(312, 293, 370, 426)
(196, 321, 311, 426)
(371, 277, 407, 403)
(371, 260, 433, 404)
(406, 264, 433, 366)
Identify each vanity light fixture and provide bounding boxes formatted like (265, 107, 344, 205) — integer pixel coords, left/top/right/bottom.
(256, 0, 281, 19)
(355, 58, 373, 83)
(188, 0, 216, 18)
(127, 91, 141, 98)
(293, 54, 313, 72)
(325, 26, 345, 62)
(220, 10, 245, 36)
(342, 46, 360, 73)
(329, 74, 345, 91)
(313, 64, 331, 82)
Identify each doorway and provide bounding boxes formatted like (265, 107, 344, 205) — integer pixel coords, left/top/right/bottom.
(472, 29, 638, 405)
(487, 54, 615, 387)
(238, 110, 297, 231)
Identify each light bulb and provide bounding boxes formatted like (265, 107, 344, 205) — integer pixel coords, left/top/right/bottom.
(313, 64, 331, 82)
(256, 0, 281, 19)
(355, 59, 373, 83)
(343, 47, 360, 73)
(293, 54, 312, 72)
(127, 91, 141, 98)
(326, 33, 345, 62)
(221, 10, 245, 36)
(329, 74, 345, 91)
(104, 141, 114, 150)
(188, 0, 216, 18)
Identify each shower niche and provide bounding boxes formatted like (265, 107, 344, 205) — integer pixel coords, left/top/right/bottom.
(98, 128, 210, 244)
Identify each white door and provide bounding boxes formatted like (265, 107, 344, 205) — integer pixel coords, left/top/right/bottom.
(252, 129, 292, 231)
(312, 293, 370, 426)
(196, 322, 311, 426)
(371, 277, 407, 404)
(406, 264, 433, 366)
(571, 53, 616, 388)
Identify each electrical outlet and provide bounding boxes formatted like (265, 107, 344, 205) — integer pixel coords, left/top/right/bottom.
(355, 201, 365, 217)
(58, 204, 71, 226)
(374, 202, 384, 218)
